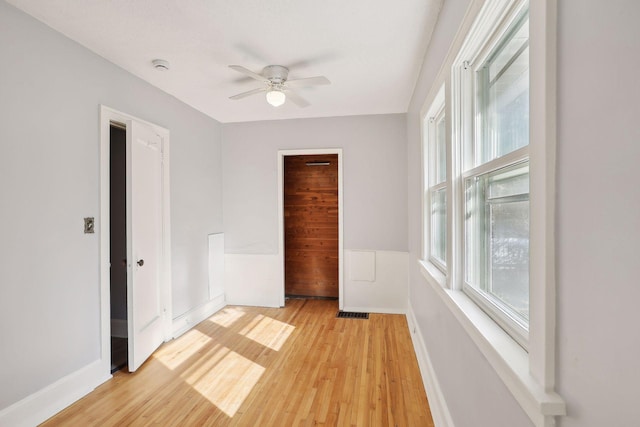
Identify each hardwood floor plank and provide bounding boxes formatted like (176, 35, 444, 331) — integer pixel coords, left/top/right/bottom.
(41, 299, 433, 426)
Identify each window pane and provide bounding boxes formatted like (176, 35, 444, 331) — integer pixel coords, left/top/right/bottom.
(436, 115, 446, 184)
(464, 163, 529, 324)
(477, 14, 529, 164)
(489, 198, 529, 320)
(423, 120, 430, 188)
(488, 165, 528, 198)
(430, 188, 446, 265)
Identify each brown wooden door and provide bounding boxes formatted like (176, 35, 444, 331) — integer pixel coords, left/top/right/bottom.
(284, 154, 339, 298)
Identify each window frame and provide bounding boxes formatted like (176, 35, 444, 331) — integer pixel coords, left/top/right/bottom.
(473, 10, 530, 166)
(417, 0, 565, 425)
(422, 86, 447, 275)
(458, 1, 532, 349)
(462, 155, 530, 348)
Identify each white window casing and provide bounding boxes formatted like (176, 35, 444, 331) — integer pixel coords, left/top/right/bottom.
(422, 86, 447, 276)
(418, 0, 564, 426)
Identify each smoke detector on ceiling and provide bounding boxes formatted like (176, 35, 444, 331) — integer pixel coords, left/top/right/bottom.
(152, 59, 170, 71)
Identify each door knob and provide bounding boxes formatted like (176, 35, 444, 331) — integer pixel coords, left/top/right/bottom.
(137, 259, 144, 266)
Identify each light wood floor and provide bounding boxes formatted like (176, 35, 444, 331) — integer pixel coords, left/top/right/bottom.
(42, 299, 433, 426)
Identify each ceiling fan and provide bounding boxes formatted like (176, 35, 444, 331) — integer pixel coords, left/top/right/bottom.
(228, 65, 330, 108)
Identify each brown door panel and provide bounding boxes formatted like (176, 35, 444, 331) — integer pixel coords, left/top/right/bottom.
(284, 154, 339, 298)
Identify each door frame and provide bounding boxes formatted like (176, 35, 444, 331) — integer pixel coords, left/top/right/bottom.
(277, 149, 344, 309)
(99, 105, 173, 376)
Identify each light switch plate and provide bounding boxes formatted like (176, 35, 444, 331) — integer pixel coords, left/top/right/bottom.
(84, 217, 95, 234)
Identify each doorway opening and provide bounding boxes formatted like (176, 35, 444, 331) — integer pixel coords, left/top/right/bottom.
(99, 105, 173, 378)
(278, 149, 344, 309)
(109, 123, 128, 373)
(284, 154, 339, 298)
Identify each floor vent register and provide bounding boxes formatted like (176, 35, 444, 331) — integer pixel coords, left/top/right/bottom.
(336, 311, 369, 319)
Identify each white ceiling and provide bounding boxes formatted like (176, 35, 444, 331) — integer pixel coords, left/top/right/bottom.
(7, 0, 440, 123)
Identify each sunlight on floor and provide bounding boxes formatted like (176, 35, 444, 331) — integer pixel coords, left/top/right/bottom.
(154, 328, 212, 370)
(208, 306, 246, 328)
(239, 314, 296, 351)
(156, 310, 295, 418)
(183, 347, 265, 417)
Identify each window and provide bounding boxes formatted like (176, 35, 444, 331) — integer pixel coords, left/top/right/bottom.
(418, 0, 564, 423)
(464, 162, 529, 343)
(423, 87, 446, 272)
(462, 8, 530, 346)
(475, 13, 529, 164)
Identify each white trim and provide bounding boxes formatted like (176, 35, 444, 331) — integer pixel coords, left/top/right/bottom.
(422, 86, 446, 227)
(450, 0, 533, 347)
(456, 0, 526, 70)
(110, 319, 128, 338)
(99, 107, 111, 376)
(421, 258, 447, 288)
(172, 294, 226, 338)
(423, 85, 448, 269)
(342, 306, 406, 315)
(277, 149, 344, 310)
(460, 146, 529, 179)
(414, 1, 564, 424)
(0, 360, 110, 427)
(420, 260, 564, 426)
(528, 0, 557, 392)
(460, 158, 531, 349)
(406, 304, 455, 427)
(99, 105, 173, 378)
(159, 126, 173, 340)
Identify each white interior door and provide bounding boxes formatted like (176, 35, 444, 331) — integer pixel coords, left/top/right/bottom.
(126, 120, 164, 372)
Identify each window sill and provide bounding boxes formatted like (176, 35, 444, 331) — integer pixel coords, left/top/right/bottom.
(418, 260, 565, 426)
(420, 259, 446, 287)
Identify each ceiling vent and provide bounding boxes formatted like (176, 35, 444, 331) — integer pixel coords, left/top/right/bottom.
(152, 59, 170, 71)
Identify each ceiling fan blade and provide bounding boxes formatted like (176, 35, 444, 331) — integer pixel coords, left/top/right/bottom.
(285, 76, 331, 87)
(229, 87, 266, 100)
(285, 90, 310, 108)
(228, 65, 266, 82)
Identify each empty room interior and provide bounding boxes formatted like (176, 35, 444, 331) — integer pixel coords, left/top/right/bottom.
(1, 0, 639, 426)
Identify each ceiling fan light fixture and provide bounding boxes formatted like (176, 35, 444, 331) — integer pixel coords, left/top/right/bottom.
(266, 89, 286, 107)
(229, 64, 328, 108)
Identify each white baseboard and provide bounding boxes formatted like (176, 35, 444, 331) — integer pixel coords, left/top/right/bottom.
(0, 360, 111, 427)
(110, 318, 128, 338)
(406, 304, 455, 427)
(172, 294, 226, 338)
(342, 306, 406, 315)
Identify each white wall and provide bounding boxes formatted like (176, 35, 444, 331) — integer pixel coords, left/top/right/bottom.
(0, 1, 222, 413)
(555, 1, 640, 425)
(343, 250, 408, 313)
(407, 0, 640, 426)
(222, 115, 408, 308)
